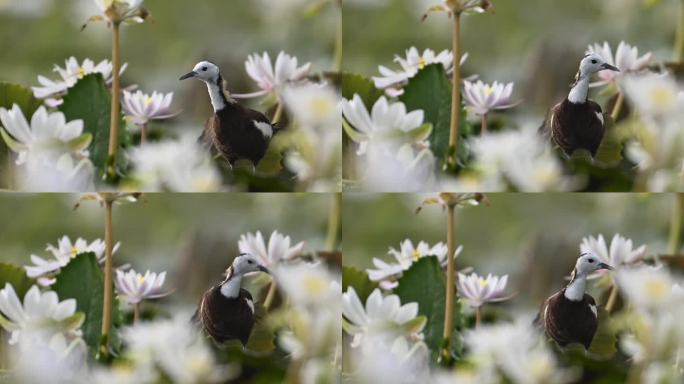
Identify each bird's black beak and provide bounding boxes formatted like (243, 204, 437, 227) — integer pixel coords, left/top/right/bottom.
(179, 71, 197, 80)
(601, 63, 620, 72)
(258, 265, 270, 274)
(598, 262, 614, 271)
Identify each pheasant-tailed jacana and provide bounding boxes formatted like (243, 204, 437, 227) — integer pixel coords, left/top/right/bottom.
(536, 253, 613, 349)
(179, 61, 276, 167)
(540, 53, 619, 157)
(194, 253, 269, 345)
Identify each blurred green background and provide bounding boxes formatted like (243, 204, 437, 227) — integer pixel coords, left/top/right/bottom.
(342, 193, 678, 307)
(344, 0, 679, 115)
(0, 0, 337, 124)
(0, 193, 333, 302)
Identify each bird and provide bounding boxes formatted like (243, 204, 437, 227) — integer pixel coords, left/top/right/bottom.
(179, 61, 277, 168)
(540, 53, 619, 157)
(535, 253, 614, 349)
(193, 253, 269, 346)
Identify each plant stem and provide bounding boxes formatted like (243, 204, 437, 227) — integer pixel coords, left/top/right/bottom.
(140, 123, 147, 145)
(100, 197, 114, 356)
(263, 282, 277, 310)
(447, 13, 462, 168)
(325, 193, 342, 251)
(133, 303, 140, 324)
(475, 306, 482, 328)
(674, 0, 684, 62)
(333, 0, 343, 72)
(480, 113, 488, 136)
(272, 103, 284, 125)
(442, 204, 456, 355)
(610, 91, 624, 122)
(106, 22, 122, 181)
(668, 193, 684, 254)
(605, 282, 619, 313)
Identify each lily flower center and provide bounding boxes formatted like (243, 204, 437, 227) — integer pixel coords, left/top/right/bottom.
(418, 57, 427, 69)
(138, 275, 146, 285)
(70, 246, 80, 258)
(644, 279, 668, 299)
(303, 276, 326, 295)
(483, 86, 494, 97)
(77, 67, 87, 79)
(478, 278, 489, 288)
(143, 96, 154, 107)
(649, 87, 675, 107)
(412, 250, 422, 261)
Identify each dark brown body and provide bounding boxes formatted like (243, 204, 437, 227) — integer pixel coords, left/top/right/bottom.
(538, 288, 597, 349)
(196, 285, 255, 345)
(542, 98, 605, 157)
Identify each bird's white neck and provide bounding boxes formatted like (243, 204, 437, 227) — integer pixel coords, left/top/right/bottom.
(220, 274, 242, 298)
(568, 75, 590, 104)
(564, 272, 587, 301)
(205, 81, 227, 112)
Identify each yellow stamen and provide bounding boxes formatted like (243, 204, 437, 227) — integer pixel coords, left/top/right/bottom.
(138, 275, 146, 285)
(143, 96, 153, 106)
(310, 98, 334, 114)
(644, 279, 668, 299)
(649, 87, 674, 107)
(70, 246, 79, 258)
(77, 67, 87, 79)
(303, 276, 326, 293)
(483, 85, 494, 97)
(418, 57, 427, 69)
(412, 250, 422, 262)
(478, 278, 489, 288)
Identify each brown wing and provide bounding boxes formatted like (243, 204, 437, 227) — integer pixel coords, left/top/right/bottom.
(199, 286, 255, 345)
(539, 101, 561, 140)
(543, 291, 575, 347)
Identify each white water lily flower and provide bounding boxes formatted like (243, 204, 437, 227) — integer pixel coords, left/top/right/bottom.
(462, 80, 517, 116)
(238, 230, 305, 268)
(0, 105, 90, 165)
(15, 155, 95, 193)
(361, 143, 437, 192)
(342, 287, 424, 348)
(586, 41, 653, 88)
(115, 269, 171, 304)
(122, 90, 177, 126)
(32, 56, 127, 106)
(129, 134, 221, 192)
(12, 331, 88, 384)
(424, 0, 492, 19)
(0, 284, 83, 345)
(274, 263, 339, 308)
(623, 73, 682, 118)
(234, 51, 312, 99)
(373, 47, 467, 97)
(352, 333, 431, 384)
(92, 0, 146, 24)
(367, 240, 462, 289)
(282, 82, 340, 130)
(25, 236, 121, 286)
(580, 234, 647, 275)
(457, 272, 511, 308)
(342, 95, 426, 155)
(615, 266, 681, 311)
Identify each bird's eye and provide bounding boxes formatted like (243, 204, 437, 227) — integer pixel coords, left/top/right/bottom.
(248, 260, 253, 264)
(591, 60, 597, 64)
(201, 66, 208, 71)
(588, 258, 595, 263)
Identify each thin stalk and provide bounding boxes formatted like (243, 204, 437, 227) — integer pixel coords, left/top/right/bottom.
(133, 303, 140, 324)
(100, 198, 114, 356)
(263, 282, 277, 310)
(325, 193, 342, 251)
(667, 193, 684, 254)
(480, 113, 488, 136)
(610, 91, 624, 122)
(605, 282, 619, 313)
(333, 0, 343, 72)
(140, 123, 148, 145)
(272, 102, 284, 125)
(475, 307, 482, 328)
(106, 22, 122, 181)
(447, 13, 462, 168)
(674, 0, 684, 62)
(442, 204, 456, 353)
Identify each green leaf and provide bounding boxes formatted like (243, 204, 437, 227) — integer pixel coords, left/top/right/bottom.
(399, 64, 459, 164)
(342, 266, 378, 304)
(404, 123, 433, 143)
(0, 127, 27, 152)
(341, 73, 384, 110)
(394, 256, 461, 354)
(594, 117, 623, 166)
(0, 83, 42, 117)
(342, 119, 367, 143)
(588, 307, 617, 357)
(52, 252, 116, 353)
(58, 74, 128, 174)
(0, 262, 34, 298)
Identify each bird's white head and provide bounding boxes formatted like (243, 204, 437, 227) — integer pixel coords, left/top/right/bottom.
(574, 252, 614, 276)
(577, 53, 619, 79)
(179, 61, 221, 84)
(231, 253, 269, 276)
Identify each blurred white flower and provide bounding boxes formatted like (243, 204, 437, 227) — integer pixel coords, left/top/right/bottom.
(234, 51, 312, 99)
(238, 230, 305, 268)
(0, 284, 83, 345)
(423, 0, 491, 18)
(465, 126, 577, 192)
(373, 47, 467, 97)
(274, 263, 339, 307)
(351, 333, 431, 384)
(0, 104, 91, 165)
(92, 0, 146, 24)
(15, 155, 96, 192)
(623, 73, 682, 118)
(457, 272, 511, 308)
(122, 314, 236, 383)
(342, 287, 425, 348)
(464, 316, 571, 384)
(342, 95, 427, 155)
(115, 269, 171, 304)
(128, 134, 221, 192)
(580, 234, 647, 274)
(586, 41, 653, 88)
(615, 266, 680, 311)
(367, 240, 462, 289)
(462, 80, 517, 116)
(32, 56, 127, 106)
(25, 236, 121, 286)
(360, 143, 437, 192)
(122, 90, 177, 126)
(282, 82, 340, 130)
(12, 331, 88, 384)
